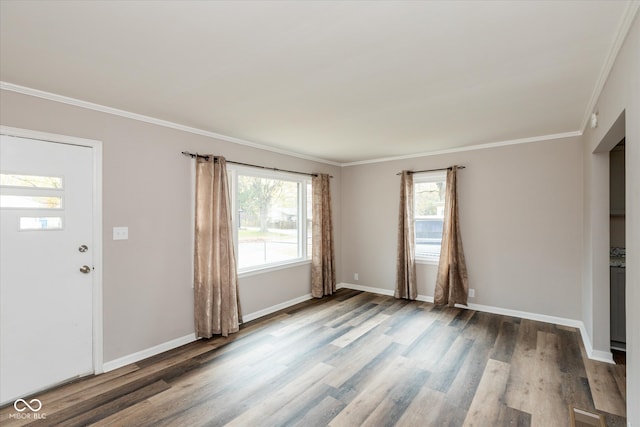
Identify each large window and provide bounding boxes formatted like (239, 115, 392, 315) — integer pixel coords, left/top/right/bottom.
(414, 171, 446, 261)
(231, 167, 312, 272)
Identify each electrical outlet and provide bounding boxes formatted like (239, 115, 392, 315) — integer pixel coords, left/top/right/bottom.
(354, 273, 359, 281)
(468, 289, 475, 298)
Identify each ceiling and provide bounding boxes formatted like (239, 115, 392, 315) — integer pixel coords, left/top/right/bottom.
(0, 1, 636, 164)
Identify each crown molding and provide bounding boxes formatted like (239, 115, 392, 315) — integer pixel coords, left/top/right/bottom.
(0, 81, 600, 169)
(1, 5, 635, 168)
(0, 81, 342, 167)
(579, 1, 640, 132)
(340, 130, 583, 167)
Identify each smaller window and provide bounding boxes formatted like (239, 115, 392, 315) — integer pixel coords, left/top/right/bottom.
(414, 171, 447, 261)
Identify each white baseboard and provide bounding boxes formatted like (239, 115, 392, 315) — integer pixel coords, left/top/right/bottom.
(102, 294, 313, 373)
(338, 282, 614, 364)
(242, 293, 313, 323)
(337, 282, 437, 303)
(460, 300, 583, 328)
(417, 295, 435, 303)
(103, 285, 614, 373)
(577, 324, 615, 364)
(337, 282, 394, 296)
(103, 333, 197, 372)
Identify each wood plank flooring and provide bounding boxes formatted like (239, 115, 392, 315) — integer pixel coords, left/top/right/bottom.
(0, 289, 627, 426)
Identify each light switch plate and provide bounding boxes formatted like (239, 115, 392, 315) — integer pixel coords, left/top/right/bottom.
(113, 226, 128, 240)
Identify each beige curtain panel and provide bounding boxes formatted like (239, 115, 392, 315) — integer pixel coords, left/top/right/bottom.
(395, 171, 417, 300)
(311, 173, 336, 298)
(194, 155, 241, 338)
(434, 166, 469, 307)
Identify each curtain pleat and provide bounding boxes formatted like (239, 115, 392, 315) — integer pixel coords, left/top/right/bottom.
(194, 155, 241, 338)
(434, 166, 469, 307)
(395, 171, 417, 300)
(311, 174, 336, 298)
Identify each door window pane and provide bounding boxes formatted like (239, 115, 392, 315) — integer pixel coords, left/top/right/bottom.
(0, 174, 63, 189)
(0, 195, 63, 209)
(19, 217, 63, 231)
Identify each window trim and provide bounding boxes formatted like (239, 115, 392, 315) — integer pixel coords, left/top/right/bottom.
(229, 165, 312, 274)
(413, 170, 447, 263)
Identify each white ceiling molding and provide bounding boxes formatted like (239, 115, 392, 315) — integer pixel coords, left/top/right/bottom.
(1, 81, 584, 168)
(1, 2, 632, 165)
(340, 130, 583, 167)
(0, 81, 342, 167)
(2, 2, 635, 165)
(579, 1, 640, 132)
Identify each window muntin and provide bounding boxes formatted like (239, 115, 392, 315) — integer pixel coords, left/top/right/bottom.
(232, 167, 311, 272)
(414, 171, 446, 261)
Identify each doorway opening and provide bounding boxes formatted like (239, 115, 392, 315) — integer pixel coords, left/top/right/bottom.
(609, 138, 626, 354)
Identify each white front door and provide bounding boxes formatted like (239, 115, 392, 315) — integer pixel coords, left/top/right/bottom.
(0, 134, 94, 404)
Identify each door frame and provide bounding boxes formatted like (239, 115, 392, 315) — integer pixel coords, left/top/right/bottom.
(0, 125, 104, 375)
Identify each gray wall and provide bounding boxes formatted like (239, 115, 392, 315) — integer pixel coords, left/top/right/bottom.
(0, 90, 342, 362)
(341, 138, 583, 320)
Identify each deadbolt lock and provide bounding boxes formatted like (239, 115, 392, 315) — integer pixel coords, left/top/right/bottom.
(79, 245, 89, 253)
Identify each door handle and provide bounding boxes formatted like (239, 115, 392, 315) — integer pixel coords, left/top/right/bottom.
(79, 265, 91, 274)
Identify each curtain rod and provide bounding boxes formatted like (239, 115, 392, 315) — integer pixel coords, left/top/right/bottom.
(181, 151, 332, 178)
(396, 165, 466, 176)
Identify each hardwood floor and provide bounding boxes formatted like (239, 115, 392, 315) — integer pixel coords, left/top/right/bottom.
(0, 289, 627, 426)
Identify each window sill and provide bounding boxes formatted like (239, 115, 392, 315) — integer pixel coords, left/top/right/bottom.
(416, 257, 440, 266)
(238, 259, 312, 278)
